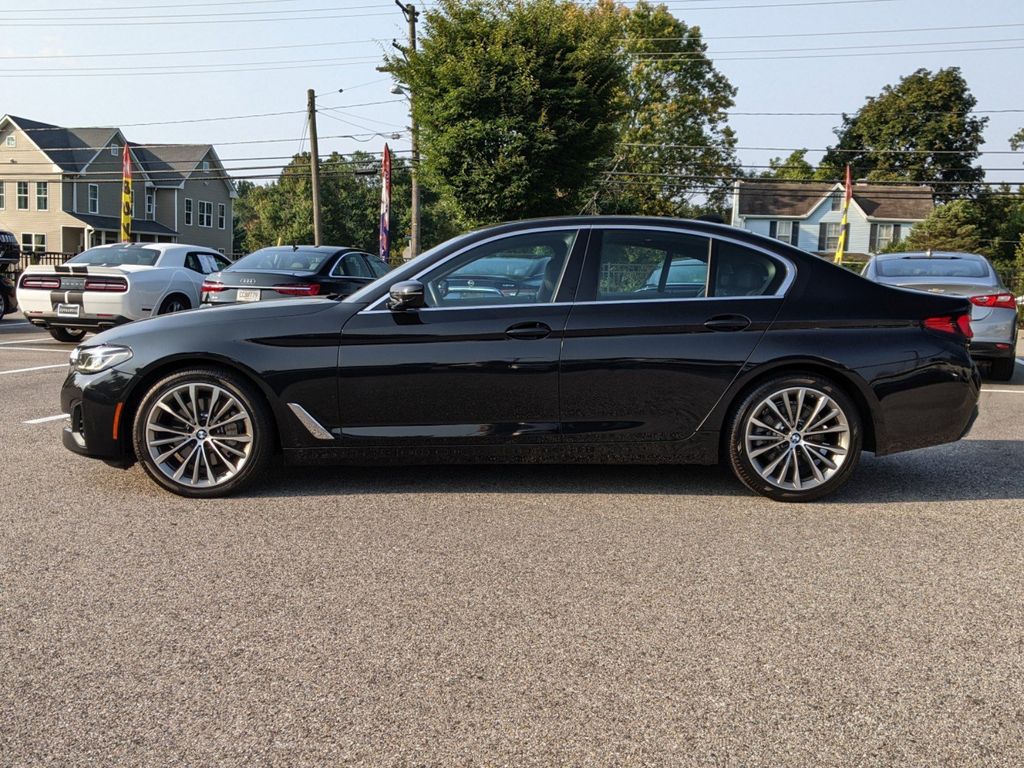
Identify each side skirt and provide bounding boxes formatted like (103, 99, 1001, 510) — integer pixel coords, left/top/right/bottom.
(282, 432, 721, 467)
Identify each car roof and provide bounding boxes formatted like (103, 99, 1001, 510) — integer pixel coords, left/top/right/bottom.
(249, 245, 355, 253)
(874, 251, 989, 262)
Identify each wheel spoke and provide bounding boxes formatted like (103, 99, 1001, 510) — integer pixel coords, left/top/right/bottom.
(155, 439, 192, 464)
(205, 388, 220, 427)
(805, 441, 847, 456)
(804, 425, 847, 437)
(171, 443, 200, 480)
(749, 417, 786, 437)
(762, 446, 791, 476)
(210, 438, 246, 459)
(790, 449, 802, 490)
(156, 401, 193, 427)
(149, 424, 191, 437)
(807, 407, 839, 433)
(172, 391, 196, 426)
(207, 440, 238, 474)
(775, 450, 793, 485)
(208, 412, 248, 430)
(800, 445, 825, 483)
(764, 399, 791, 429)
(748, 438, 786, 459)
(794, 388, 806, 426)
(188, 385, 201, 426)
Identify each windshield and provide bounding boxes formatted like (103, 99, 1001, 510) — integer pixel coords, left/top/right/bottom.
(877, 256, 989, 279)
(231, 247, 333, 274)
(67, 246, 161, 267)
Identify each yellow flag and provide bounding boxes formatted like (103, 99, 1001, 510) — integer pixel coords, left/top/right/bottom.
(120, 143, 133, 242)
(834, 164, 852, 265)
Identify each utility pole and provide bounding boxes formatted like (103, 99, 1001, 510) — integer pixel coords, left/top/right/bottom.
(396, 0, 420, 258)
(307, 88, 322, 246)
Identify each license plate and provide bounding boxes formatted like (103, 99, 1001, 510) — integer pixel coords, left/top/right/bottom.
(56, 304, 81, 318)
(236, 289, 261, 302)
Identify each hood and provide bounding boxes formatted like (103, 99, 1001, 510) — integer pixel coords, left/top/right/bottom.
(87, 298, 357, 346)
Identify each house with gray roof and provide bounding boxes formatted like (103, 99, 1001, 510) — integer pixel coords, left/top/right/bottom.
(730, 180, 934, 260)
(0, 114, 235, 255)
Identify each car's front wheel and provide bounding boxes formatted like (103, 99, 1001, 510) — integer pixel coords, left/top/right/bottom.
(49, 327, 87, 343)
(726, 374, 862, 502)
(132, 367, 274, 497)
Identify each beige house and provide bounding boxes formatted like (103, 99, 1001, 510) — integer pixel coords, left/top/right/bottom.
(0, 114, 236, 255)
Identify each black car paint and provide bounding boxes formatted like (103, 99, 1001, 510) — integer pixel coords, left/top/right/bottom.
(61, 216, 980, 471)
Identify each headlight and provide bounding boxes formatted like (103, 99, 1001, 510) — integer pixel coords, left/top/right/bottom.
(70, 344, 133, 373)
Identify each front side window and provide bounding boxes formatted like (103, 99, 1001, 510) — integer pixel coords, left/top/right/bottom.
(17, 181, 29, 210)
(35, 182, 48, 211)
(88, 184, 99, 214)
(592, 230, 710, 302)
(423, 230, 577, 308)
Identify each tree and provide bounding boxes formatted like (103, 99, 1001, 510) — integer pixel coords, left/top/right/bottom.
(819, 68, 987, 199)
(1010, 128, 1024, 151)
(759, 150, 814, 181)
(386, 0, 626, 226)
(589, 0, 738, 216)
(885, 199, 985, 254)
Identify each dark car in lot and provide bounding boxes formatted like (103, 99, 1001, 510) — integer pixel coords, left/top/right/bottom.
(862, 251, 1019, 380)
(201, 245, 389, 306)
(0, 230, 20, 320)
(61, 217, 980, 502)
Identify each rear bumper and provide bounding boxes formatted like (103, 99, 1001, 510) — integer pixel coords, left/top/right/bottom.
(26, 311, 133, 331)
(969, 340, 1017, 360)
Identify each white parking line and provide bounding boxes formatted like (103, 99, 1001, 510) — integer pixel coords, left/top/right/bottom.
(0, 347, 70, 353)
(23, 413, 69, 424)
(0, 363, 67, 375)
(981, 388, 1024, 394)
(0, 337, 61, 345)
(0, 320, 31, 327)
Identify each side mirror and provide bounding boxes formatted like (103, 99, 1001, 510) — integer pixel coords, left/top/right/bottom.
(388, 280, 426, 311)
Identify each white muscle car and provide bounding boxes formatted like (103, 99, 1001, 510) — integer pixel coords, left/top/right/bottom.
(18, 243, 232, 342)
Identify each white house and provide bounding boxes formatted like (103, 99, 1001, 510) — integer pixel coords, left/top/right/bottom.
(730, 180, 934, 259)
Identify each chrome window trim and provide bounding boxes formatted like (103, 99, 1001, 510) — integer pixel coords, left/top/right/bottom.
(362, 226, 585, 313)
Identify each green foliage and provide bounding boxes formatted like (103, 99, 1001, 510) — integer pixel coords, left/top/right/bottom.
(233, 152, 460, 260)
(591, 0, 738, 216)
(386, 0, 626, 226)
(819, 68, 987, 199)
(885, 199, 985, 254)
(759, 150, 814, 181)
(1009, 128, 1024, 151)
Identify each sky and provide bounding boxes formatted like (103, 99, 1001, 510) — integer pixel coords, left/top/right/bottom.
(2, 0, 1023, 187)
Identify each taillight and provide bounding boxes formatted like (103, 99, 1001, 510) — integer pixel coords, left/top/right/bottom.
(970, 293, 1016, 310)
(201, 280, 226, 293)
(923, 314, 972, 339)
(273, 283, 320, 296)
(20, 276, 61, 290)
(84, 277, 128, 292)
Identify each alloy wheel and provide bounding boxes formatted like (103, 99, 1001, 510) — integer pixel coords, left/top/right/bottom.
(143, 382, 254, 488)
(743, 386, 851, 492)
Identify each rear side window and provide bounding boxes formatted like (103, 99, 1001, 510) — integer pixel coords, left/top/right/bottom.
(335, 253, 371, 278)
(711, 241, 782, 297)
(184, 253, 205, 273)
(366, 256, 390, 278)
(593, 230, 710, 301)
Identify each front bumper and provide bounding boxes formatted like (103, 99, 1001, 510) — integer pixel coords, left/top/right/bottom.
(60, 368, 135, 463)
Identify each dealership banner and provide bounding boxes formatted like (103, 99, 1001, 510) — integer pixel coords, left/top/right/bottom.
(379, 143, 392, 264)
(121, 143, 133, 243)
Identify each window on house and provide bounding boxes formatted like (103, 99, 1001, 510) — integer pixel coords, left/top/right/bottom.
(21, 233, 46, 253)
(198, 200, 213, 228)
(875, 223, 895, 251)
(775, 220, 793, 244)
(830, 192, 842, 212)
(824, 222, 842, 251)
(111, 143, 120, 157)
(146, 192, 154, 218)
(17, 181, 29, 210)
(5, 135, 15, 148)
(0, 182, 5, 210)
(88, 184, 99, 214)
(217, 202, 226, 229)
(202, 160, 210, 172)
(184, 198, 193, 226)
(35, 182, 48, 211)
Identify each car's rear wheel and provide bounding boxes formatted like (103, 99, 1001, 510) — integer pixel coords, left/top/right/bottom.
(0, 290, 6, 320)
(726, 374, 862, 502)
(49, 327, 87, 343)
(989, 357, 1015, 382)
(132, 367, 273, 498)
(158, 294, 190, 315)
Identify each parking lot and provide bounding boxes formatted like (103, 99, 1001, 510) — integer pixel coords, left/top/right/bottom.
(1, 314, 1023, 766)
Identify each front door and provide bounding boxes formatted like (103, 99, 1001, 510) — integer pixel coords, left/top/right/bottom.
(560, 227, 787, 443)
(336, 228, 586, 446)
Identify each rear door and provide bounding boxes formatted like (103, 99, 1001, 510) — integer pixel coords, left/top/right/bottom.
(559, 227, 790, 443)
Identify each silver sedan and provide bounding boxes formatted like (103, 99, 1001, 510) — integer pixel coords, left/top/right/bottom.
(863, 251, 1019, 381)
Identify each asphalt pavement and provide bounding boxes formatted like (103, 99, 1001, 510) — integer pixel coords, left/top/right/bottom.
(2, 314, 1023, 766)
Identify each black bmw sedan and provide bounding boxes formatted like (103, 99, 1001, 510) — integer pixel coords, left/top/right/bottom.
(200, 245, 390, 305)
(60, 216, 980, 502)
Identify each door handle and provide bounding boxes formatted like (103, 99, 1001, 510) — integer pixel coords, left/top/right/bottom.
(703, 314, 751, 332)
(505, 322, 551, 340)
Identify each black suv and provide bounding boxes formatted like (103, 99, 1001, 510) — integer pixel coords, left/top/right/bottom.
(0, 230, 20, 320)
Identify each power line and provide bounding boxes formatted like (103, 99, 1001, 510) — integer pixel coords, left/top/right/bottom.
(620, 21, 1024, 42)
(628, 36, 1024, 57)
(4, 0, 308, 11)
(0, 39, 378, 61)
(630, 42, 1024, 62)
(1, 9, 396, 27)
(0, 57, 384, 78)
(619, 143, 1022, 156)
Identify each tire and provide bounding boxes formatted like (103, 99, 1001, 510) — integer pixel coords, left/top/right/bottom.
(49, 327, 87, 343)
(132, 367, 274, 498)
(0, 290, 6, 320)
(158, 294, 191, 315)
(726, 373, 862, 502)
(989, 357, 1015, 382)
